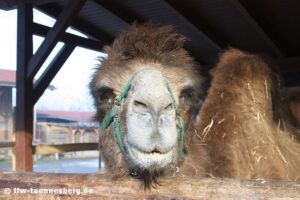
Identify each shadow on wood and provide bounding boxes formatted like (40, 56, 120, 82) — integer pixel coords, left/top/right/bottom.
(0, 173, 299, 199)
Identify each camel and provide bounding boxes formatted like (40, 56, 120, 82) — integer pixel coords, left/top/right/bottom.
(90, 23, 300, 188)
(195, 48, 300, 180)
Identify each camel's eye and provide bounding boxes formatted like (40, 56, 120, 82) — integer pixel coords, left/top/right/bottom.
(95, 86, 115, 105)
(179, 86, 197, 104)
(92, 86, 116, 120)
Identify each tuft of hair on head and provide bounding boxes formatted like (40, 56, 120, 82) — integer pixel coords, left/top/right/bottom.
(129, 167, 164, 190)
(105, 22, 187, 64)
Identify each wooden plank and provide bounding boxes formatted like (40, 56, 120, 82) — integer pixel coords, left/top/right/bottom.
(0, 142, 15, 148)
(32, 23, 105, 52)
(225, 0, 283, 57)
(277, 57, 300, 72)
(0, 1, 61, 10)
(33, 143, 98, 155)
(93, 0, 139, 23)
(36, 3, 114, 42)
(95, 0, 221, 64)
(165, 0, 283, 58)
(26, 0, 87, 80)
(0, 173, 299, 199)
(14, 3, 34, 172)
(32, 43, 76, 104)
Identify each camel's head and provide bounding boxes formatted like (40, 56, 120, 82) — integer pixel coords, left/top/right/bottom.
(90, 23, 203, 188)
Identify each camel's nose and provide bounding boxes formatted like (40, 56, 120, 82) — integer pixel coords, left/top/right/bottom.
(132, 93, 174, 115)
(126, 69, 178, 153)
(130, 69, 176, 121)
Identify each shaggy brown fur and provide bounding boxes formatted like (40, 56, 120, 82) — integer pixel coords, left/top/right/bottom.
(90, 23, 205, 187)
(195, 49, 300, 181)
(90, 23, 203, 122)
(90, 23, 300, 187)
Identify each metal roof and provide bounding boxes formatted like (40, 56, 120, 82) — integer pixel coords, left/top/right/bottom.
(0, 69, 15, 87)
(37, 110, 94, 123)
(1, 0, 300, 84)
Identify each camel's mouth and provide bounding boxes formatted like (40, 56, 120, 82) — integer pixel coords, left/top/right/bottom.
(126, 145, 175, 168)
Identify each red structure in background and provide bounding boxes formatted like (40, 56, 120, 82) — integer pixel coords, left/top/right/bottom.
(0, 69, 15, 87)
(0, 69, 98, 161)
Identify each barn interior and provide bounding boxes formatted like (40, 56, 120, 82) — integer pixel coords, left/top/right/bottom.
(0, 0, 299, 174)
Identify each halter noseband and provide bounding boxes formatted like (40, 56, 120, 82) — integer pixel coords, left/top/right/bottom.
(99, 69, 186, 159)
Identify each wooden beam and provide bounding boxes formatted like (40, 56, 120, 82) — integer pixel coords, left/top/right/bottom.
(93, 0, 140, 23)
(33, 143, 98, 155)
(95, 0, 221, 64)
(0, 142, 15, 148)
(32, 23, 105, 52)
(164, 0, 283, 59)
(32, 43, 76, 104)
(228, 0, 283, 58)
(0, 0, 61, 11)
(0, 173, 299, 199)
(36, 4, 114, 42)
(277, 57, 300, 72)
(14, 3, 34, 172)
(27, 0, 87, 80)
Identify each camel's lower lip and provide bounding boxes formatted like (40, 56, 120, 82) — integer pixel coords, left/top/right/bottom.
(127, 146, 174, 167)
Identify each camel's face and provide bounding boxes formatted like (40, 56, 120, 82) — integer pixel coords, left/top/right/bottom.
(91, 58, 203, 184)
(91, 61, 202, 187)
(125, 69, 179, 170)
(90, 23, 203, 187)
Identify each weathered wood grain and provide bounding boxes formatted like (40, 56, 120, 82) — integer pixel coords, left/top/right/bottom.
(0, 173, 299, 200)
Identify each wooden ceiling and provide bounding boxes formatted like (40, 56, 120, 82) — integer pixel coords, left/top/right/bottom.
(1, 0, 300, 85)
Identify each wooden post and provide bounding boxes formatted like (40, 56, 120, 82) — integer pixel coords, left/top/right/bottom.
(13, 0, 86, 171)
(13, 3, 34, 172)
(0, 173, 299, 199)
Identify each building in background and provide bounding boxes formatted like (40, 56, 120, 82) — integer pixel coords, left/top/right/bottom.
(35, 110, 98, 145)
(0, 69, 14, 142)
(0, 69, 98, 160)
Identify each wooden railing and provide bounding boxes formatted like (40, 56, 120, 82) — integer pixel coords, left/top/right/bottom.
(0, 142, 99, 172)
(33, 143, 98, 154)
(0, 173, 299, 199)
(0, 142, 98, 155)
(1, 143, 300, 199)
(0, 142, 15, 148)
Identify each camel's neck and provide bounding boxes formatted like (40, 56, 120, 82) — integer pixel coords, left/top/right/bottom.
(177, 126, 210, 177)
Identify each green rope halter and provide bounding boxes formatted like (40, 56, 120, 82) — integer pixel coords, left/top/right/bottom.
(100, 69, 187, 159)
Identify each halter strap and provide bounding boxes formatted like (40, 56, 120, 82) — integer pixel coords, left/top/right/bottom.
(100, 69, 186, 158)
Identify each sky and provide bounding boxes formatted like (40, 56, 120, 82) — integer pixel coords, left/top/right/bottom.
(0, 9, 105, 111)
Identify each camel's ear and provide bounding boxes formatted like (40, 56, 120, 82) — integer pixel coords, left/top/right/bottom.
(93, 86, 116, 121)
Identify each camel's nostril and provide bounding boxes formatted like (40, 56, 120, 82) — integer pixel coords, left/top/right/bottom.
(164, 103, 173, 111)
(133, 100, 149, 113)
(134, 100, 148, 108)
